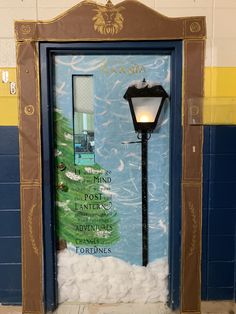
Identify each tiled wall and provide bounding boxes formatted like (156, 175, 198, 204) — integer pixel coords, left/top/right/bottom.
(1, 0, 236, 68)
(0, 127, 21, 304)
(0, 0, 235, 304)
(1, 0, 236, 125)
(202, 126, 236, 300)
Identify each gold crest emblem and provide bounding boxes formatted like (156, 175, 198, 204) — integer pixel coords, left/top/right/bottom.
(20, 24, 31, 35)
(24, 105, 35, 116)
(93, 0, 124, 35)
(190, 22, 201, 33)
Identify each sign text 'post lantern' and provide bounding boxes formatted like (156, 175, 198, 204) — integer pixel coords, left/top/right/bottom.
(124, 79, 169, 266)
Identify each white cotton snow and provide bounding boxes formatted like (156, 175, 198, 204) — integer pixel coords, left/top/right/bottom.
(84, 167, 106, 174)
(65, 171, 83, 181)
(128, 79, 161, 89)
(57, 249, 169, 304)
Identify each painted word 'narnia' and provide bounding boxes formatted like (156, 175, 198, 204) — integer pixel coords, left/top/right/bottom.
(100, 64, 145, 75)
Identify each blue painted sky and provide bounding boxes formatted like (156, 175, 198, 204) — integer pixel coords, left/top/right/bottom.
(54, 54, 170, 265)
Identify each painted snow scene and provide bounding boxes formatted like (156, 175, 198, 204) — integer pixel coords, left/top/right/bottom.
(53, 53, 170, 304)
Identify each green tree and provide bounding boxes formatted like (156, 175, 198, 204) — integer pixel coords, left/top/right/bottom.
(54, 111, 120, 248)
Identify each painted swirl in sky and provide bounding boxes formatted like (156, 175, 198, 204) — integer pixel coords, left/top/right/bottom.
(54, 54, 170, 265)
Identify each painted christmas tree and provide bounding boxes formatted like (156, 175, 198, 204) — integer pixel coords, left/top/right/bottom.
(54, 110, 120, 249)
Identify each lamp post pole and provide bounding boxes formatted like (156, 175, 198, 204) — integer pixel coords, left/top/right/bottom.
(123, 80, 168, 267)
(141, 131, 148, 266)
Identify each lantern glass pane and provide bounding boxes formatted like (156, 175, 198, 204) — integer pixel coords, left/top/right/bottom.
(131, 97, 162, 123)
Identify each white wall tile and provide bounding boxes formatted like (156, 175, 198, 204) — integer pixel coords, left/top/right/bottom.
(0, 39, 16, 67)
(37, 0, 82, 8)
(155, 6, 211, 18)
(37, 7, 69, 20)
(205, 39, 213, 67)
(214, 8, 236, 38)
(37, 0, 128, 8)
(0, 0, 36, 8)
(0, 8, 37, 38)
(156, 0, 214, 8)
(212, 38, 236, 66)
(37, 0, 155, 9)
(215, 0, 236, 8)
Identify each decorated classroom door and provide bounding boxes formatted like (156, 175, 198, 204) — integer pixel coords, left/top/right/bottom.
(53, 53, 170, 303)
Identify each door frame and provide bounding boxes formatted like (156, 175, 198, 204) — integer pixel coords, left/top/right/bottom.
(39, 40, 183, 311)
(15, 1, 206, 313)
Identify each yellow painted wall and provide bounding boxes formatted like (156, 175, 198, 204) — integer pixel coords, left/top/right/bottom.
(1, 67, 236, 126)
(205, 67, 236, 97)
(1, 0, 236, 126)
(204, 67, 236, 124)
(0, 68, 18, 126)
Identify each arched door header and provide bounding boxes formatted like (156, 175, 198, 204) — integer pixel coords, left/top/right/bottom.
(15, 0, 206, 42)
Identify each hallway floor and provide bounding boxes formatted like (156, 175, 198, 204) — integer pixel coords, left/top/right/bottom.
(0, 302, 235, 314)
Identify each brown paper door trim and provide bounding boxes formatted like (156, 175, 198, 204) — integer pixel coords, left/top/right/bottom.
(15, 1, 206, 313)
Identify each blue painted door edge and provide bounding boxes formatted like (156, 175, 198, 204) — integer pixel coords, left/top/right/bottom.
(39, 40, 182, 312)
(168, 41, 182, 310)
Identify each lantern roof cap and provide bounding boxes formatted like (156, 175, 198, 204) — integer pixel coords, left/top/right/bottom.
(124, 79, 169, 100)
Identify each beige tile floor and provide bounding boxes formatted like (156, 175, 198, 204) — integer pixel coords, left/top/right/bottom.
(0, 302, 235, 314)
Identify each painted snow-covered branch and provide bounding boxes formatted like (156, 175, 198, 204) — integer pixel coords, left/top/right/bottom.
(58, 249, 168, 304)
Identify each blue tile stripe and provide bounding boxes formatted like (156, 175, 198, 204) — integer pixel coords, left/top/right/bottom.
(0, 126, 21, 304)
(202, 126, 236, 301)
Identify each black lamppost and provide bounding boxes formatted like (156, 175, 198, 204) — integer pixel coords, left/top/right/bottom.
(124, 79, 169, 266)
